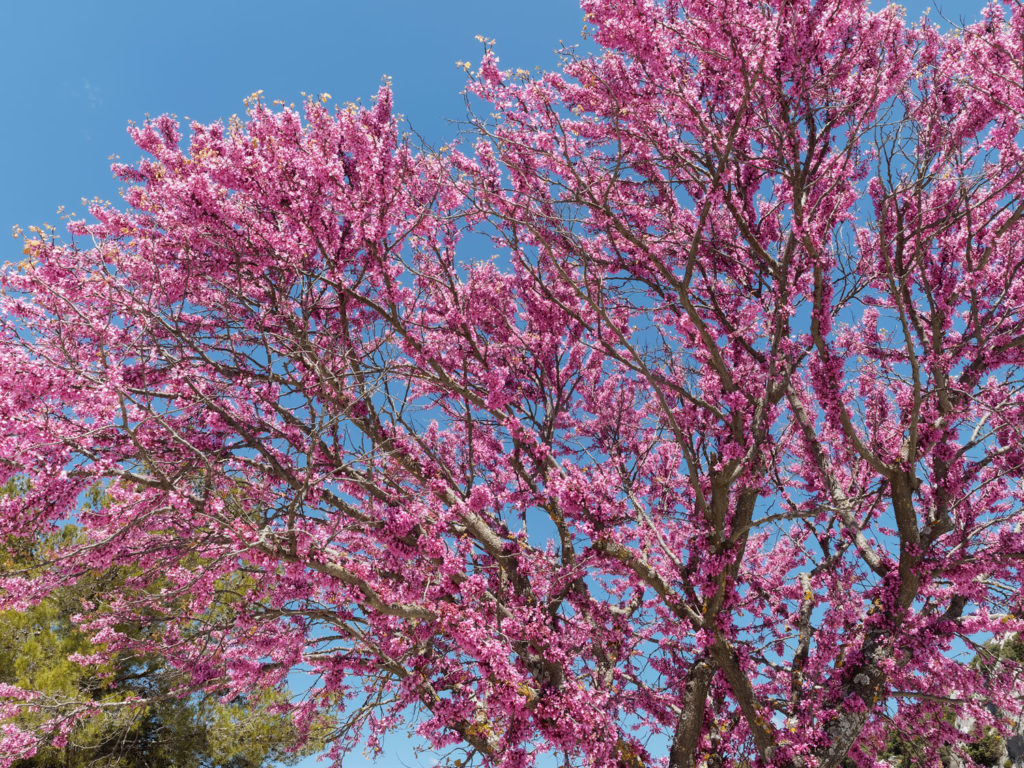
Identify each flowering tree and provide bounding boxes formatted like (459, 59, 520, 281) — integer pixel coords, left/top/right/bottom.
(2, 0, 1024, 765)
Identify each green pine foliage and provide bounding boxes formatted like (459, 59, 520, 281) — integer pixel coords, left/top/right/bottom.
(0, 518, 322, 768)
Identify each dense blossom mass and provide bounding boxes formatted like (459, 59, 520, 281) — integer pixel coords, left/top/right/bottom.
(2, 0, 1024, 766)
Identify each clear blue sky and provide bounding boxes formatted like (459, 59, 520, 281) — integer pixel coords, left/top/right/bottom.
(0, 0, 588, 248)
(0, 0, 985, 766)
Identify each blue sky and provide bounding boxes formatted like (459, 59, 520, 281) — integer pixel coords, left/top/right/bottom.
(0, 0, 987, 766)
(0, 0, 586, 250)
